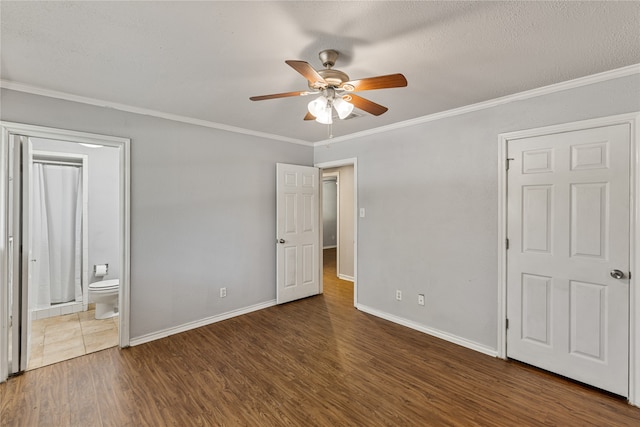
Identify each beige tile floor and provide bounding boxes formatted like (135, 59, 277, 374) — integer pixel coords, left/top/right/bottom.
(28, 309, 119, 370)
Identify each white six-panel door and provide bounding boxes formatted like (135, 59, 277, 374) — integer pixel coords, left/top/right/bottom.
(276, 163, 320, 304)
(507, 124, 630, 396)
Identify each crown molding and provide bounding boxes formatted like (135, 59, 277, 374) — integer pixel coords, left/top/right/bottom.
(315, 63, 640, 146)
(0, 79, 313, 147)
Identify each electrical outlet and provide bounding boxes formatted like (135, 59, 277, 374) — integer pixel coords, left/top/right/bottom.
(395, 290, 402, 301)
(418, 294, 425, 306)
(220, 287, 227, 298)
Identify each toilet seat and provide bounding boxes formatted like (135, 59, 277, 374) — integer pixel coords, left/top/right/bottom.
(89, 279, 119, 293)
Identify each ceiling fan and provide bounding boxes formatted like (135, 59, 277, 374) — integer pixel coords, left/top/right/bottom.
(249, 49, 407, 124)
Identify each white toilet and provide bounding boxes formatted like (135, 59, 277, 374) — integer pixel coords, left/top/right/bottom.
(88, 279, 119, 319)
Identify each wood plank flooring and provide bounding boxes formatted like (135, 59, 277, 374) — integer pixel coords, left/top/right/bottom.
(2, 248, 639, 426)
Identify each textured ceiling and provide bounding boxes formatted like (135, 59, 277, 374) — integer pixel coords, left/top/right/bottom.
(1, 1, 639, 143)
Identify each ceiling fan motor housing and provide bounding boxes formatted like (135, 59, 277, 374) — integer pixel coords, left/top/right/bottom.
(306, 49, 350, 89)
(312, 69, 350, 89)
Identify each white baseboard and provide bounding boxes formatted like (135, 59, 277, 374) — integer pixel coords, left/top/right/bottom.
(338, 274, 354, 282)
(356, 304, 498, 358)
(130, 299, 277, 346)
(323, 245, 337, 249)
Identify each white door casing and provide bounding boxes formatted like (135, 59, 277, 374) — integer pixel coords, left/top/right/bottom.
(276, 163, 320, 304)
(506, 124, 630, 396)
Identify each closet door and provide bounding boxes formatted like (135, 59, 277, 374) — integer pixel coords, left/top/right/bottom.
(507, 124, 630, 396)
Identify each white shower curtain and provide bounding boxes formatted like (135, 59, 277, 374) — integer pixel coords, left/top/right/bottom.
(31, 163, 83, 307)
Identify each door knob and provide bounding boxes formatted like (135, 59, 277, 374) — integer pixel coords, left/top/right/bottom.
(610, 269, 625, 279)
(278, 239, 285, 244)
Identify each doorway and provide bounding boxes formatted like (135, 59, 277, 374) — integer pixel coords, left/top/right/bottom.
(0, 122, 131, 382)
(28, 141, 121, 370)
(317, 158, 357, 306)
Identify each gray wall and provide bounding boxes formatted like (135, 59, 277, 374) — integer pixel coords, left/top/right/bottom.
(322, 178, 337, 248)
(1, 89, 313, 339)
(31, 138, 120, 283)
(314, 74, 640, 351)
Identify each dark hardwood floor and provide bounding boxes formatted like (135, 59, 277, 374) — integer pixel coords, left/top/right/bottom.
(2, 248, 639, 426)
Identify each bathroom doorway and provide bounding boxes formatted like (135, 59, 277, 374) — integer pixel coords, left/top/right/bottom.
(27, 142, 120, 370)
(0, 122, 131, 380)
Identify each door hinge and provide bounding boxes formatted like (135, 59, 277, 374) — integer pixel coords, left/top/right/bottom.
(506, 318, 509, 329)
(629, 271, 632, 279)
(505, 238, 509, 250)
(506, 158, 514, 171)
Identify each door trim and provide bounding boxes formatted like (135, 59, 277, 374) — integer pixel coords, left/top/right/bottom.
(497, 112, 640, 404)
(0, 122, 131, 382)
(315, 158, 358, 307)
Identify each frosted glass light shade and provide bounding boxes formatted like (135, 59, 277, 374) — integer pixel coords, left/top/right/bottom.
(333, 97, 354, 119)
(308, 96, 332, 124)
(315, 106, 333, 124)
(308, 96, 327, 116)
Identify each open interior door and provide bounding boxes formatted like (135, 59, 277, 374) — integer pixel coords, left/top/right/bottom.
(276, 163, 320, 304)
(5, 134, 31, 374)
(21, 137, 33, 371)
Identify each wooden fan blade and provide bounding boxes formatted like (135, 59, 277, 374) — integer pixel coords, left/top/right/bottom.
(343, 73, 407, 92)
(250, 91, 312, 101)
(344, 94, 388, 116)
(304, 112, 316, 121)
(285, 60, 327, 87)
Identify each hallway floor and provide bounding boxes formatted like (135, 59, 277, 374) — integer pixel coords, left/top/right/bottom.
(28, 309, 119, 370)
(323, 247, 354, 303)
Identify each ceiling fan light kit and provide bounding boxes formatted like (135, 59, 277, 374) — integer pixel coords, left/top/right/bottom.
(307, 87, 355, 125)
(250, 49, 407, 127)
